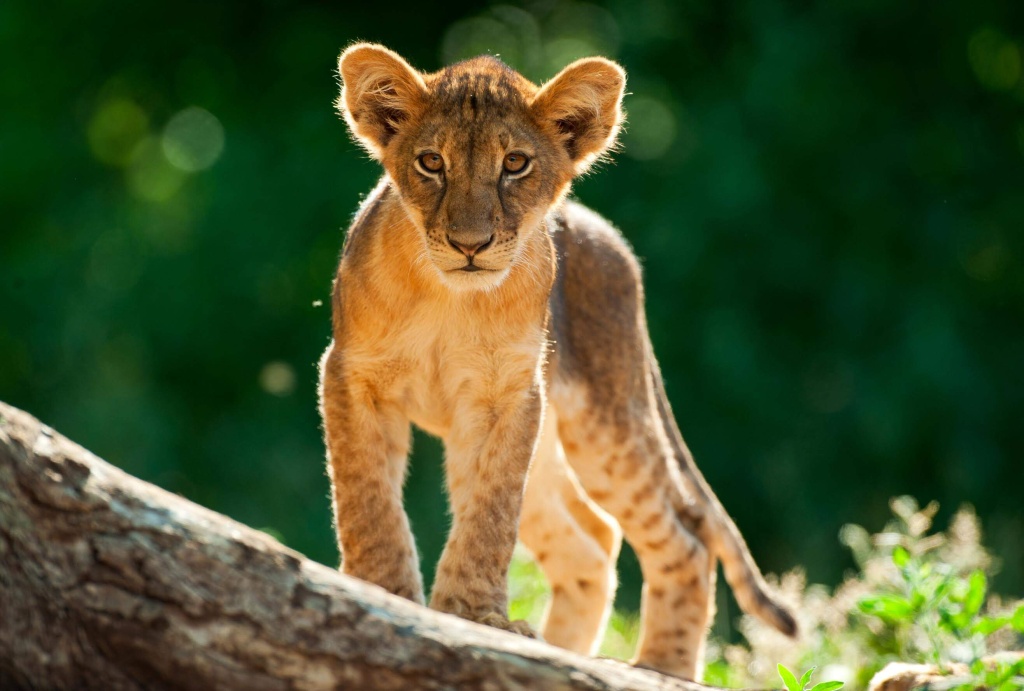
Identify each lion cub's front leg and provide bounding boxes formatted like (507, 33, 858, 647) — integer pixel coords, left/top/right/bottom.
(429, 384, 543, 635)
(319, 347, 424, 603)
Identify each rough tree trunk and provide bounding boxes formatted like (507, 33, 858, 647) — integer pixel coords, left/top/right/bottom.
(0, 401, 716, 690)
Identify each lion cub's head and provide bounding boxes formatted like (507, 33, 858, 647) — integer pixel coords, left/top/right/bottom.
(337, 44, 625, 289)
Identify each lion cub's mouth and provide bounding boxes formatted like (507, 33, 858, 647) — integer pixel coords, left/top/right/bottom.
(458, 264, 485, 273)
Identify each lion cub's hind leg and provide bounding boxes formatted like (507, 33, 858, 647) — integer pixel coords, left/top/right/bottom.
(553, 383, 717, 680)
(519, 407, 622, 655)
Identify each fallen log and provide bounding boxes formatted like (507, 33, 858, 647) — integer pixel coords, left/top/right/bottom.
(868, 653, 1024, 691)
(0, 401, 712, 690)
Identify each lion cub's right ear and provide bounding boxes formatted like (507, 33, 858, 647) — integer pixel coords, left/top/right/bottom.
(337, 43, 427, 158)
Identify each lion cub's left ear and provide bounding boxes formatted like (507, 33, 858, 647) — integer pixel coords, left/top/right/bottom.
(531, 57, 625, 174)
(337, 43, 427, 158)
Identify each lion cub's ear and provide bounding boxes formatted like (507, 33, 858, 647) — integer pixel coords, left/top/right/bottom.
(531, 57, 625, 173)
(337, 43, 427, 158)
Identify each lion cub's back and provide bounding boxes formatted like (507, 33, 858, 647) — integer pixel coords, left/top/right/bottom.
(548, 201, 649, 406)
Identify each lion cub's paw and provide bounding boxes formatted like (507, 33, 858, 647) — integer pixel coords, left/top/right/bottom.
(476, 612, 537, 639)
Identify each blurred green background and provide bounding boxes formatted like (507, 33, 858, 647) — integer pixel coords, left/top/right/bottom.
(2, 0, 1021, 624)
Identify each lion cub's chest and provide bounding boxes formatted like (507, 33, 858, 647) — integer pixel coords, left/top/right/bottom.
(344, 299, 547, 439)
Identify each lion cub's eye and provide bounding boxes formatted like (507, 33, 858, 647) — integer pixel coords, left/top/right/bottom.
(418, 152, 444, 173)
(503, 152, 530, 174)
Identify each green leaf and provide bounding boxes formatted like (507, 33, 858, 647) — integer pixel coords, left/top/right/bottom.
(990, 660, 1024, 690)
(702, 660, 735, 688)
(892, 545, 910, 568)
(996, 666, 1024, 691)
(800, 667, 816, 688)
(940, 602, 973, 632)
(910, 589, 926, 609)
(963, 570, 987, 618)
(932, 578, 952, 603)
(972, 615, 1010, 635)
(810, 682, 844, 691)
(778, 664, 802, 691)
(858, 594, 916, 622)
(1006, 658, 1024, 677)
(1012, 604, 1024, 633)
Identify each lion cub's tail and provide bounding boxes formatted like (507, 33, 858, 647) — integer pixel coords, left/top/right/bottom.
(649, 355, 799, 638)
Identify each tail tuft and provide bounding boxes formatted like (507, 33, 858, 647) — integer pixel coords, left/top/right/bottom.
(730, 569, 800, 638)
(760, 591, 798, 638)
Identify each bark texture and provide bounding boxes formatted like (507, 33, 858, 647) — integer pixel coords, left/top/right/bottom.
(867, 653, 1024, 691)
(0, 401, 712, 691)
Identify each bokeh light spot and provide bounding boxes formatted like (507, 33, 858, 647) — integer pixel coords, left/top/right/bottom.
(968, 27, 1021, 91)
(544, 1, 621, 72)
(127, 137, 187, 203)
(963, 241, 1009, 282)
(162, 106, 225, 172)
(259, 526, 285, 543)
(623, 96, 676, 160)
(260, 361, 296, 396)
(544, 37, 600, 72)
(441, 2, 618, 81)
(442, 17, 522, 67)
(87, 99, 149, 167)
(490, 6, 543, 75)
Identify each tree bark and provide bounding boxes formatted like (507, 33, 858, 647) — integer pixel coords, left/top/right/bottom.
(0, 401, 712, 691)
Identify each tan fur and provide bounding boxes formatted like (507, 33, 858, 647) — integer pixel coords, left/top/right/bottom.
(319, 43, 796, 680)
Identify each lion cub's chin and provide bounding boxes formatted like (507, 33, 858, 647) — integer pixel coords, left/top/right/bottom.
(436, 264, 512, 288)
(435, 266, 511, 292)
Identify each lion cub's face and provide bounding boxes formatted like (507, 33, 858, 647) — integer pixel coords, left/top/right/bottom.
(338, 45, 624, 290)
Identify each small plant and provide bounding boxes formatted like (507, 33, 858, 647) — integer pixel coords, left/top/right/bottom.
(858, 544, 1024, 661)
(507, 498, 1023, 689)
(778, 664, 844, 691)
(855, 527, 1024, 689)
(714, 498, 1024, 689)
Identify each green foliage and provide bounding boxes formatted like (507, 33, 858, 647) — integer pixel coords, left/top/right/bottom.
(509, 497, 1023, 690)
(777, 664, 844, 691)
(725, 498, 1023, 689)
(855, 549, 1011, 665)
(831, 499, 1022, 688)
(507, 545, 550, 626)
(852, 537, 1023, 689)
(955, 657, 1024, 691)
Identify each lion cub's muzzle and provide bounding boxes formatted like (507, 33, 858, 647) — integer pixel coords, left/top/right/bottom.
(447, 231, 495, 270)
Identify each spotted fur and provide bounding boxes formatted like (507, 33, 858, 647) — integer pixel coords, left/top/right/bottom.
(319, 43, 796, 681)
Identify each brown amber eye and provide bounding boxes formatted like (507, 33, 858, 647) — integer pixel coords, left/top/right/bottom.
(419, 152, 444, 173)
(503, 152, 529, 174)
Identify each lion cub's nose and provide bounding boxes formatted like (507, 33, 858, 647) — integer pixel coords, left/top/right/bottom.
(447, 234, 494, 258)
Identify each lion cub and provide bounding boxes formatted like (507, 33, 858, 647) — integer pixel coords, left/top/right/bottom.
(319, 43, 796, 679)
